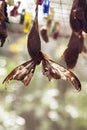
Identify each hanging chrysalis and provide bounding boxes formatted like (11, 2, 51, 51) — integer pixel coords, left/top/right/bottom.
(0, 0, 9, 47)
(70, 0, 87, 33)
(3, 0, 81, 91)
(62, 31, 84, 69)
(40, 26, 49, 43)
(35, 0, 44, 5)
(62, 0, 87, 69)
(40, 7, 54, 43)
(10, 1, 21, 17)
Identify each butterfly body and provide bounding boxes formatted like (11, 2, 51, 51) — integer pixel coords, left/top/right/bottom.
(27, 24, 41, 59)
(27, 2, 41, 59)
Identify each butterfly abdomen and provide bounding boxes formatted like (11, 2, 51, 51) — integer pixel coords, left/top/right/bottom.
(27, 26, 41, 59)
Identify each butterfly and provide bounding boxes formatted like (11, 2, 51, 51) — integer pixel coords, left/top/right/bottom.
(3, 1, 81, 91)
(3, 51, 81, 91)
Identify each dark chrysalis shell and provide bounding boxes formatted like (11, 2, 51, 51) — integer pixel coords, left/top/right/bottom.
(10, 1, 21, 17)
(0, 1, 9, 22)
(63, 47, 79, 69)
(0, 1, 9, 47)
(40, 27, 49, 43)
(37, 0, 44, 5)
(70, 0, 87, 33)
(0, 21, 7, 47)
(68, 32, 84, 53)
(4, 1, 9, 23)
(62, 32, 84, 69)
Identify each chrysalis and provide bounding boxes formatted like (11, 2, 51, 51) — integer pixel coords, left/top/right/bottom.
(70, 0, 87, 33)
(40, 26, 49, 43)
(62, 31, 84, 69)
(10, 1, 21, 17)
(0, 0, 9, 47)
(35, 0, 44, 5)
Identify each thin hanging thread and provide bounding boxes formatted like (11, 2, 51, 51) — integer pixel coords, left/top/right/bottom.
(34, 0, 39, 30)
(59, 0, 69, 35)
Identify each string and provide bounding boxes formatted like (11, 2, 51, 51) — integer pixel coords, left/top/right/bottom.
(34, 0, 39, 30)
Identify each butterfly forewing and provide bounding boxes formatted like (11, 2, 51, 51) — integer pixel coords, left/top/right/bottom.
(3, 60, 36, 86)
(42, 58, 81, 91)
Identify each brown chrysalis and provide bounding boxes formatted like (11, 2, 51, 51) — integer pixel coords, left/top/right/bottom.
(62, 0, 87, 69)
(62, 31, 84, 69)
(0, 21, 7, 47)
(10, 1, 21, 17)
(70, 0, 87, 33)
(3, 1, 81, 91)
(0, 0, 9, 47)
(35, 0, 44, 5)
(40, 26, 49, 43)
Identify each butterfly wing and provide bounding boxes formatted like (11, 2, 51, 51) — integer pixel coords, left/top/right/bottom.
(42, 59, 81, 91)
(3, 60, 36, 86)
